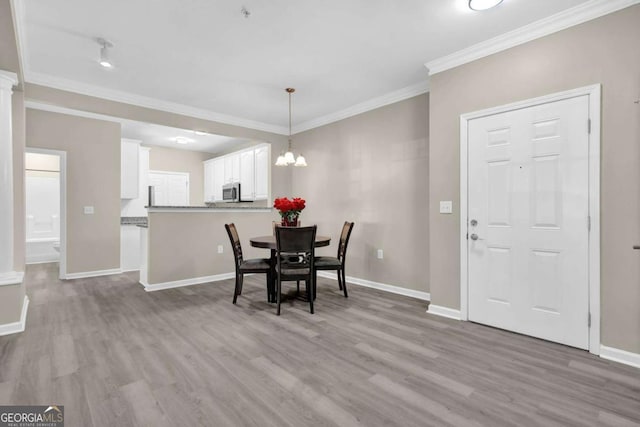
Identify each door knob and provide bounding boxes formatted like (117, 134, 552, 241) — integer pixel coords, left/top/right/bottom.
(470, 233, 483, 241)
(470, 219, 478, 227)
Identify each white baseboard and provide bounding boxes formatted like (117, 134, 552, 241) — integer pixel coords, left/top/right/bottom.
(600, 345, 640, 369)
(141, 272, 236, 292)
(316, 271, 430, 301)
(26, 257, 60, 265)
(426, 304, 462, 320)
(0, 296, 29, 336)
(63, 268, 122, 280)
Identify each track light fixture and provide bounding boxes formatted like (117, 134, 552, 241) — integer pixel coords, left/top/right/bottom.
(97, 37, 114, 68)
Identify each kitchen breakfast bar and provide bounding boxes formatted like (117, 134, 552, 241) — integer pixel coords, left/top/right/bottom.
(139, 206, 276, 291)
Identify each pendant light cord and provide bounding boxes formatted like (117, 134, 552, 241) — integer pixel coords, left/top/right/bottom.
(288, 90, 292, 149)
(286, 88, 295, 151)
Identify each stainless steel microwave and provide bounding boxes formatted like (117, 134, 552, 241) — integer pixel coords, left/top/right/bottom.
(222, 182, 241, 202)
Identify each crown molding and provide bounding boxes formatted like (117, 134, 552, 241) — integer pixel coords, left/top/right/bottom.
(10, 0, 28, 84)
(425, 0, 640, 75)
(293, 80, 429, 134)
(24, 71, 289, 135)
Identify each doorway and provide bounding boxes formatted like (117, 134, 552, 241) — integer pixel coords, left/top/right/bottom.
(25, 148, 67, 279)
(459, 85, 601, 354)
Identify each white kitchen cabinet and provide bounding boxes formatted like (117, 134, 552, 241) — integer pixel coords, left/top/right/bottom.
(121, 139, 141, 199)
(254, 145, 269, 200)
(224, 154, 240, 184)
(213, 158, 224, 201)
(240, 149, 255, 201)
(203, 159, 214, 202)
(203, 144, 269, 203)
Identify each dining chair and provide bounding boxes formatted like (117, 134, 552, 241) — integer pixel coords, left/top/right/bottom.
(314, 221, 354, 298)
(275, 225, 317, 315)
(225, 223, 272, 304)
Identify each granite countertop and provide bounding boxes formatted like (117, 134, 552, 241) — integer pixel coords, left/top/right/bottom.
(146, 206, 272, 210)
(121, 216, 148, 225)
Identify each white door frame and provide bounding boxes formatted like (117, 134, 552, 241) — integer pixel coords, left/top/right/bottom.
(459, 84, 601, 355)
(25, 147, 68, 280)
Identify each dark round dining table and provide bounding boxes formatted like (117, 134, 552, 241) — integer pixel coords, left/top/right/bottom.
(250, 235, 331, 302)
(249, 235, 331, 250)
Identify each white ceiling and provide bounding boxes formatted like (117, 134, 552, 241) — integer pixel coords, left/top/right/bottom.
(20, 0, 592, 132)
(120, 119, 251, 154)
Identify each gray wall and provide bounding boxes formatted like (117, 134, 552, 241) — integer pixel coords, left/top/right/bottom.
(22, 85, 292, 277)
(26, 109, 122, 274)
(25, 84, 292, 200)
(428, 5, 640, 353)
(292, 94, 429, 293)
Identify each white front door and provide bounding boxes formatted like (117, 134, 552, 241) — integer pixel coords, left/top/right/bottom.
(467, 95, 590, 349)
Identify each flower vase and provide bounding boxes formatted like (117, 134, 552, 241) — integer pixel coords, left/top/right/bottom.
(281, 216, 299, 227)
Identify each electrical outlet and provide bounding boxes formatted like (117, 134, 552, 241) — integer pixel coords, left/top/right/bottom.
(377, 249, 384, 259)
(84, 206, 94, 215)
(217, 245, 224, 254)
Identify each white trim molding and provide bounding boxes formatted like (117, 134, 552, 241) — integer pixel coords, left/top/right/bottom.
(63, 268, 122, 280)
(24, 72, 289, 136)
(26, 147, 67, 280)
(459, 84, 602, 355)
(316, 271, 430, 301)
(293, 81, 429, 134)
(0, 295, 29, 336)
(425, 0, 640, 75)
(426, 304, 461, 321)
(600, 346, 640, 369)
(140, 272, 236, 292)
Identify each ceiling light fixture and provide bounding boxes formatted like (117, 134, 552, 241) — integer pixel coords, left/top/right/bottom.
(468, 0, 503, 11)
(97, 37, 114, 68)
(175, 136, 192, 145)
(193, 130, 208, 136)
(276, 88, 307, 167)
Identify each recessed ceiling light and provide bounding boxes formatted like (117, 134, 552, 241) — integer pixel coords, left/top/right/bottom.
(469, 0, 503, 11)
(175, 136, 193, 145)
(97, 37, 114, 68)
(193, 130, 208, 136)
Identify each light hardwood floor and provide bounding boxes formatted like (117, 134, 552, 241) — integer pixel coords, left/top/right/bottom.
(1, 263, 639, 427)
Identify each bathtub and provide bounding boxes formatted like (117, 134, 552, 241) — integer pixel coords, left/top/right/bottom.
(26, 237, 60, 264)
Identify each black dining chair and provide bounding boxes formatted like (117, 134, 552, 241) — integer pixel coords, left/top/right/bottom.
(275, 225, 317, 315)
(225, 223, 272, 304)
(314, 221, 354, 298)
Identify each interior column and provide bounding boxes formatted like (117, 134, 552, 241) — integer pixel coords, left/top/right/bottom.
(0, 70, 22, 286)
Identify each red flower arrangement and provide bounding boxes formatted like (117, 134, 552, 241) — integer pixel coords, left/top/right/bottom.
(274, 197, 306, 226)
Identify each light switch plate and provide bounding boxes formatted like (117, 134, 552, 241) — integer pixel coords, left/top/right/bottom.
(217, 245, 224, 254)
(376, 249, 384, 259)
(439, 201, 453, 214)
(84, 206, 95, 215)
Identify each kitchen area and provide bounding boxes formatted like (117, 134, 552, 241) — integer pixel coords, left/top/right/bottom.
(119, 121, 276, 289)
